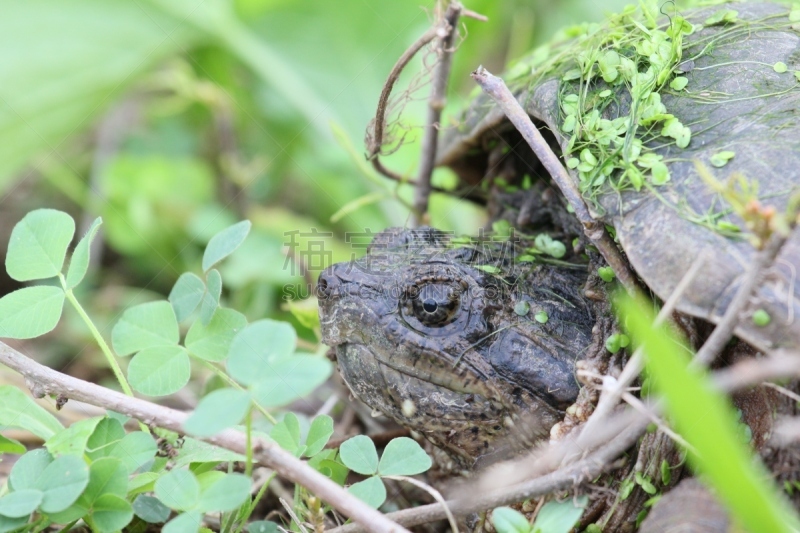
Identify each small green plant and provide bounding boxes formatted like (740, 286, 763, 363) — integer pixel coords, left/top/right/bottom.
(0, 208, 430, 531)
(492, 496, 588, 533)
(338, 435, 432, 509)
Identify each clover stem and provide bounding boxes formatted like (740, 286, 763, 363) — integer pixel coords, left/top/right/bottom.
(194, 359, 276, 424)
(58, 275, 148, 433)
(245, 406, 254, 477)
(234, 472, 276, 533)
(59, 276, 132, 397)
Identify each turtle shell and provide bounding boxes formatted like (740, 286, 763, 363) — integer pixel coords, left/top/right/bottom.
(438, 2, 800, 352)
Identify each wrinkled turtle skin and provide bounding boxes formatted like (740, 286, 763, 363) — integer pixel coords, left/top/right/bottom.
(318, 228, 595, 466)
(438, 2, 800, 352)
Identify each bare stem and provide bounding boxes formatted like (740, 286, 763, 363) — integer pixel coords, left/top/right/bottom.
(0, 341, 408, 533)
(470, 66, 639, 293)
(412, 2, 462, 225)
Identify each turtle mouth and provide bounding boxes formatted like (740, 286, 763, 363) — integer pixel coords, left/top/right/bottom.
(335, 342, 504, 424)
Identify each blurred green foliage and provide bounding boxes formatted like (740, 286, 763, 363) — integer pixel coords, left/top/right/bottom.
(0, 0, 630, 358)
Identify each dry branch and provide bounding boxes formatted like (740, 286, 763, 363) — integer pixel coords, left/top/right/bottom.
(0, 341, 408, 533)
(412, 2, 462, 225)
(470, 66, 639, 293)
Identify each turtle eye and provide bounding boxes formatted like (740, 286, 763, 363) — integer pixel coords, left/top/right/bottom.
(407, 283, 461, 327)
(422, 299, 438, 313)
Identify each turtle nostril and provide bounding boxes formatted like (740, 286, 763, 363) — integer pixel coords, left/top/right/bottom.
(316, 271, 336, 300)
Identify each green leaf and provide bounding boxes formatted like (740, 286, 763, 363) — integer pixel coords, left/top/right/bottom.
(35, 454, 90, 513)
(377, 437, 432, 476)
(133, 495, 171, 524)
(248, 522, 280, 533)
(227, 319, 297, 385)
(112, 300, 179, 356)
(0, 435, 26, 455)
(534, 234, 566, 258)
(172, 438, 245, 469)
(85, 417, 125, 456)
(163, 511, 202, 533)
(91, 493, 133, 533)
(774, 62, 788, 74)
(87, 421, 156, 474)
(0, 489, 43, 518)
(65, 216, 102, 289)
(534, 311, 549, 324)
(0, 285, 65, 339)
(128, 472, 159, 496)
(202, 220, 251, 272)
(514, 301, 530, 316)
(155, 469, 199, 512)
(45, 416, 104, 457)
(169, 273, 206, 322)
(532, 496, 588, 533)
(0, 515, 28, 533)
(617, 293, 800, 533)
(305, 415, 334, 457)
(661, 459, 672, 485)
(0, 386, 63, 439)
(710, 150, 735, 168)
(127, 345, 190, 396)
(83, 458, 128, 503)
(704, 9, 738, 25)
(196, 473, 250, 512)
(794, 71, 800, 83)
(6, 209, 75, 282)
(185, 307, 247, 362)
(184, 387, 251, 437)
(249, 355, 332, 407)
(285, 297, 321, 330)
(492, 507, 531, 533)
(598, 266, 615, 282)
(606, 333, 629, 354)
(270, 412, 303, 455)
(9, 449, 52, 490)
(476, 265, 501, 274)
(651, 162, 670, 185)
(339, 435, 379, 476)
(752, 309, 771, 326)
(347, 476, 386, 509)
(669, 76, 688, 91)
(199, 268, 222, 325)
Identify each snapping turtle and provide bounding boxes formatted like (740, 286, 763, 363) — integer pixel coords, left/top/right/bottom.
(437, 1, 800, 353)
(318, 227, 599, 466)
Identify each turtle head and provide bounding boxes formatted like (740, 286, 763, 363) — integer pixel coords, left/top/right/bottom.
(318, 227, 594, 465)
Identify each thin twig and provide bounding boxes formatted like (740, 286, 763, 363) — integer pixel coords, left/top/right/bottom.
(328, 417, 647, 533)
(383, 475, 459, 533)
(0, 342, 408, 533)
(712, 349, 800, 392)
(368, 27, 438, 160)
(620, 391, 694, 453)
(470, 66, 639, 293)
(763, 382, 800, 404)
(412, 2, 462, 225)
(693, 232, 788, 365)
